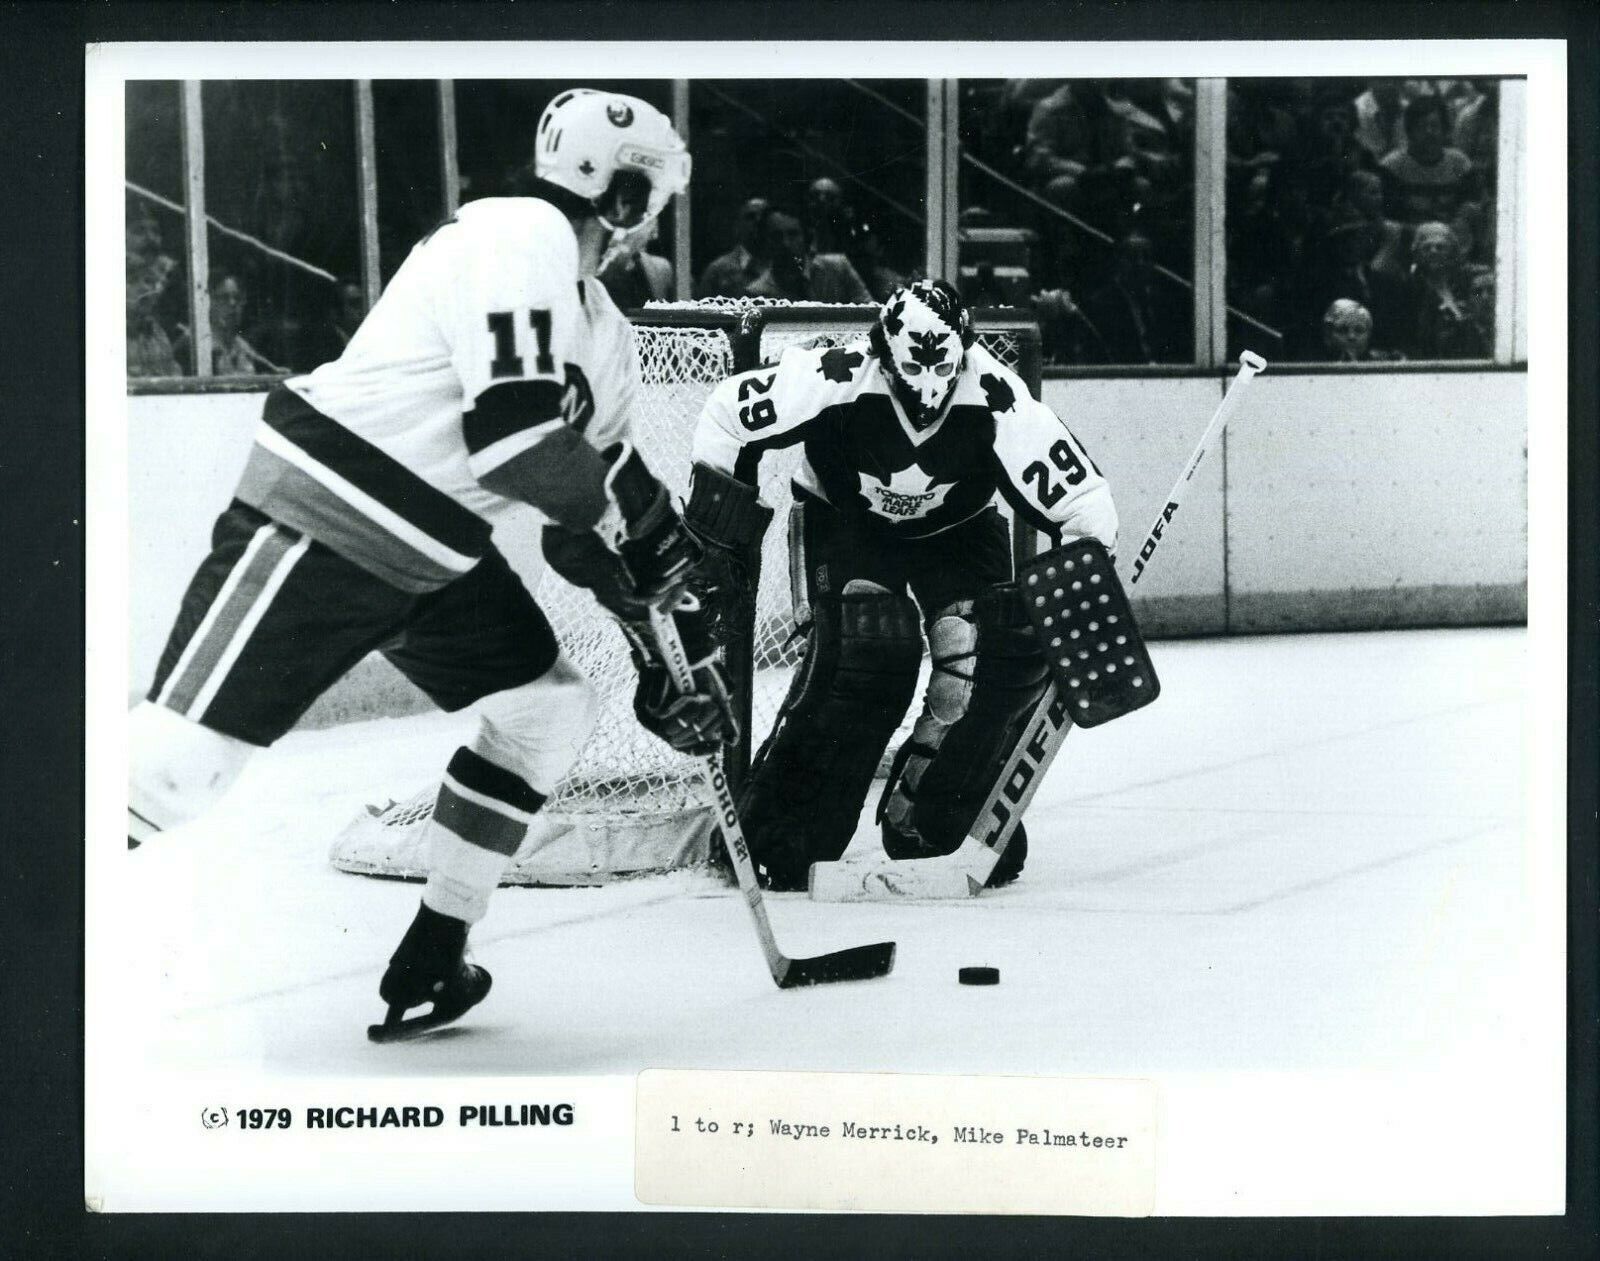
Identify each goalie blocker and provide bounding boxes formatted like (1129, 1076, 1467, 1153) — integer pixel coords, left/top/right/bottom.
(1024, 537, 1158, 728)
(809, 538, 1158, 901)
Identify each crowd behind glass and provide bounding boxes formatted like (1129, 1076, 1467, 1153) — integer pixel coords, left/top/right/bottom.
(126, 76, 1505, 379)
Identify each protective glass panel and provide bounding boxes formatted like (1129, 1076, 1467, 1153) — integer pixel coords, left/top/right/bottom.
(125, 81, 189, 379)
(374, 80, 445, 287)
(199, 81, 362, 375)
(957, 79, 1197, 366)
(1224, 77, 1503, 363)
(688, 80, 926, 304)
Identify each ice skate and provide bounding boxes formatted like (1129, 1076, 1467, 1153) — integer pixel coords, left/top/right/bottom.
(368, 903, 492, 1043)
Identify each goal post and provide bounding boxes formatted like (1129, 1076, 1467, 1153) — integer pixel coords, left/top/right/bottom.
(328, 299, 1042, 887)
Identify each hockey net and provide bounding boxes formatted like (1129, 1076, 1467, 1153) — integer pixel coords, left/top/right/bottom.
(329, 301, 1040, 885)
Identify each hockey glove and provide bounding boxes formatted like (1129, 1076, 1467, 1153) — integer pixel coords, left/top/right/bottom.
(620, 601, 739, 757)
(602, 442, 702, 608)
(683, 462, 774, 645)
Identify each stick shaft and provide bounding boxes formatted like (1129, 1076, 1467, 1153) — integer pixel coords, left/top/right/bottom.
(1129, 350, 1265, 585)
(646, 607, 792, 981)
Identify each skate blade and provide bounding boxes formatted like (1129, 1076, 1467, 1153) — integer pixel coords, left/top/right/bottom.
(367, 1001, 472, 1043)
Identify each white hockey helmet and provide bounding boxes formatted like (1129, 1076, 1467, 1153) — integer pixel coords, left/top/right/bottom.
(535, 89, 690, 231)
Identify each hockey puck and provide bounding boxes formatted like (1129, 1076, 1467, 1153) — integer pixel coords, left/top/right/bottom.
(958, 966, 1000, 986)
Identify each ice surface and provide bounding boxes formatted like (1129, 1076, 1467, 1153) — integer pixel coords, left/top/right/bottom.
(122, 627, 1537, 1080)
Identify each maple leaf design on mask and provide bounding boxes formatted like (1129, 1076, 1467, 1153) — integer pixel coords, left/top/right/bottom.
(880, 298, 905, 338)
(818, 346, 865, 383)
(907, 328, 951, 369)
(857, 466, 954, 521)
(979, 372, 1016, 415)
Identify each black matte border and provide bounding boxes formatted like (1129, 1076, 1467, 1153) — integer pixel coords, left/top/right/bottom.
(2, 1, 1594, 1257)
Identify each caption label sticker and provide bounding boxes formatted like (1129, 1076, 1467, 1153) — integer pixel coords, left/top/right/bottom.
(636, 1069, 1156, 1215)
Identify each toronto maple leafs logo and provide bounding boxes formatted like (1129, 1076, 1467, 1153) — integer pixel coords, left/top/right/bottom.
(908, 327, 952, 368)
(979, 372, 1016, 415)
(858, 467, 954, 521)
(818, 346, 865, 383)
(606, 101, 634, 127)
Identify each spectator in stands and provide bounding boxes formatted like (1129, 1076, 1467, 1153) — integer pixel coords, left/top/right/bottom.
(1320, 298, 1404, 363)
(1380, 96, 1475, 223)
(745, 207, 873, 303)
(1075, 230, 1188, 364)
(1452, 80, 1497, 171)
(174, 273, 283, 375)
(1461, 264, 1497, 358)
(981, 79, 1066, 173)
(846, 217, 906, 303)
(598, 218, 674, 311)
(333, 279, 367, 350)
(1448, 198, 1494, 269)
(126, 201, 181, 377)
(1024, 81, 1146, 231)
(696, 196, 769, 299)
(805, 177, 851, 255)
(1353, 80, 1408, 163)
(1353, 79, 1440, 163)
(1296, 213, 1407, 360)
(1398, 221, 1478, 359)
(1032, 285, 1097, 365)
(1332, 170, 1407, 276)
(1445, 80, 1498, 170)
(1298, 88, 1372, 211)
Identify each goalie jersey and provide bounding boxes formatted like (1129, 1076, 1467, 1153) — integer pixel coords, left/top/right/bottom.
(232, 196, 640, 594)
(692, 340, 1117, 548)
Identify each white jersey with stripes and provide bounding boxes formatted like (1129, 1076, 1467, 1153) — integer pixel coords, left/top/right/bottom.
(235, 196, 641, 593)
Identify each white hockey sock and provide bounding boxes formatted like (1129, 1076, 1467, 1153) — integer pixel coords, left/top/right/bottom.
(128, 701, 254, 837)
(420, 745, 545, 925)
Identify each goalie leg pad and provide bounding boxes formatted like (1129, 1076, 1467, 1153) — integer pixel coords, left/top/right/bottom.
(741, 582, 922, 890)
(878, 600, 977, 845)
(886, 583, 1051, 884)
(1022, 538, 1159, 727)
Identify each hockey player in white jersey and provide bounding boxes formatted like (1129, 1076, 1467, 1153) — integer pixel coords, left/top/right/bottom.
(128, 89, 733, 1040)
(684, 279, 1118, 890)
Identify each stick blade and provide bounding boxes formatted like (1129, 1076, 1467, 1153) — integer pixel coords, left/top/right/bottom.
(776, 940, 896, 988)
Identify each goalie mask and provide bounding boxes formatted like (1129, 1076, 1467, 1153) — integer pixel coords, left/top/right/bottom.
(535, 89, 691, 259)
(870, 280, 974, 430)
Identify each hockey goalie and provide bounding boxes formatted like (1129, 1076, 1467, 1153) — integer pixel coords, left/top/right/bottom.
(683, 279, 1121, 892)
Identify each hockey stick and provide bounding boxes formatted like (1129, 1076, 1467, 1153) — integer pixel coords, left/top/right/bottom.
(810, 350, 1268, 901)
(646, 605, 897, 985)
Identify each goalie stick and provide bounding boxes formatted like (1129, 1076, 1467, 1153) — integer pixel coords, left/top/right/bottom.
(810, 350, 1268, 902)
(646, 605, 897, 986)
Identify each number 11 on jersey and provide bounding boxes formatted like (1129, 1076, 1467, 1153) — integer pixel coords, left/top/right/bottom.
(487, 309, 556, 378)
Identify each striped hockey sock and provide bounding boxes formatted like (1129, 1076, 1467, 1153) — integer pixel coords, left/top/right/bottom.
(421, 746, 547, 924)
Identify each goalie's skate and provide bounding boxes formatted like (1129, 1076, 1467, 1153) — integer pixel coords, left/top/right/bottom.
(368, 903, 493, 1043)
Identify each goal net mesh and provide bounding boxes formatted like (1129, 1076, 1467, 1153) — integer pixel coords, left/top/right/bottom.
(329, 302, 1038, 885)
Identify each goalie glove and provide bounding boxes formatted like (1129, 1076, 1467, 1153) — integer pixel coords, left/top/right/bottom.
(683, 462, 774, 645)
(600, 442, 702, 607)
(619, 600, 739, 757)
